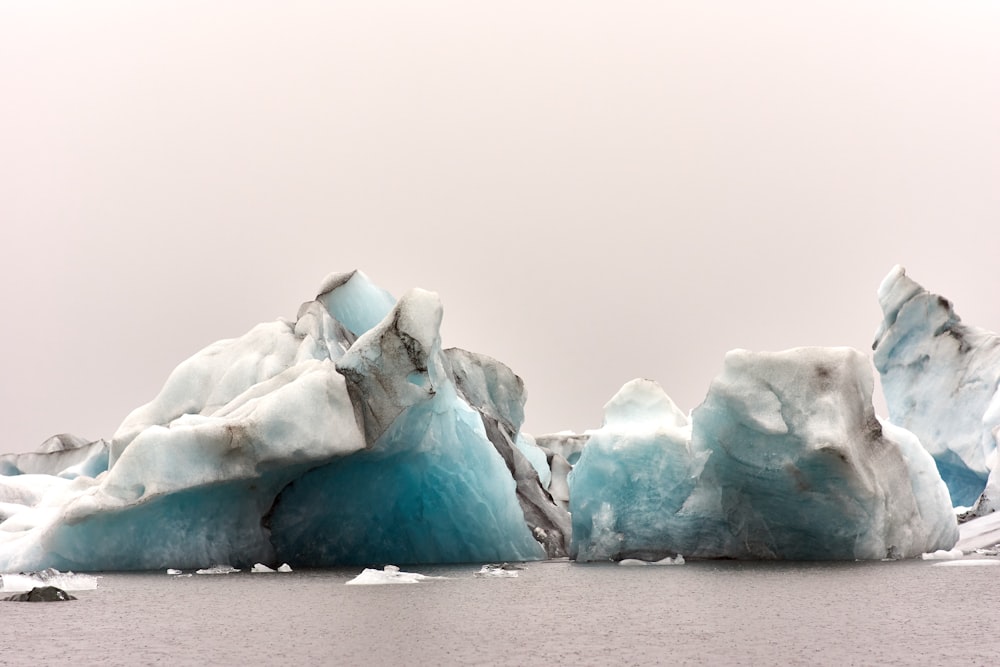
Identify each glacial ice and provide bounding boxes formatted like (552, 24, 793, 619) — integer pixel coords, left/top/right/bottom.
(874, 265, 1000, 509)
(570, 349, 959, 561)
(0, 271, 566, 571)
(345, 565, 442, 585)
(1, 266, 984, 569)
(0, 569, 99, 593)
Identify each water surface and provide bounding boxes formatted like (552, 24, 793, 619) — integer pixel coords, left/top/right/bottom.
(3, 559, 997, 665)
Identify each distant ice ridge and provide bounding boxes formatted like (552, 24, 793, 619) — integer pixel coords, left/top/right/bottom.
(0, 270, 567, 571)
(569, 350, 959, 561)
(873, 265, 1000, 511)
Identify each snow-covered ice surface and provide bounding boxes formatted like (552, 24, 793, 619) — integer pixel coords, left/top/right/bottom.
(0, 271, 565, 571)
(570, 350, 958, 561)
(873, 265, 1000, 509)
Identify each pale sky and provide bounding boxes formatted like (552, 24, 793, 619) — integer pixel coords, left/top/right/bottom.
(2, 2, 999, 453)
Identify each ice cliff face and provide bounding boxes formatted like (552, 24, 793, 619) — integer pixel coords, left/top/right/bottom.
(569, 349, 958, 561)
(0, 271, 565, 571)
(873, 266, 1000, 510)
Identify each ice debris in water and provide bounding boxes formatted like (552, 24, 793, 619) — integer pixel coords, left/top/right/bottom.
(166, 569, 182, 575)
(932, 559, 1000, 567)
(873, 265, 1000, 512)
(570, 350, 959, 562)
(474, 563, 521, 577)
(195, 565, 240, 575)
(251, 563, 292, 573)
(921, 549, 964, 560)
(345, 564, 444, 585)
(618, 555, 685, 567)
(0, 270, 567, 572)
(0, 568, 98, 593)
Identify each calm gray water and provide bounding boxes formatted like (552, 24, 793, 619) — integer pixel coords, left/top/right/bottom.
(3, 559, 998, 666)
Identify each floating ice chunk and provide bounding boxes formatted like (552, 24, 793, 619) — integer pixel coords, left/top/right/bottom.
(345, 565, 443, 585)
(276, 563, 292, 573)
(932, 559, 1000, 567)
(251, 563, 275, 573)
(166, 568, 182, 575)
(618, 555, 684, 566)
(921, 548, 964, 560)
(195, 565, 239, 575)
(474, 563, 520, 577)
(654, 554, 684, 565)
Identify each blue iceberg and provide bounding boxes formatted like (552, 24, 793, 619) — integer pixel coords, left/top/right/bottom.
(0, 271, 566, 571)
(569, 348, 958, 561)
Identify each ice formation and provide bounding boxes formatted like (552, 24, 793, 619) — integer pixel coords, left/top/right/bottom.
(873, 265, 1000, 510)
(0, 271, 567, 571)
(570, 349, 958, 561)
(0, 568, 98, 593)
(345, 564, 442, 585)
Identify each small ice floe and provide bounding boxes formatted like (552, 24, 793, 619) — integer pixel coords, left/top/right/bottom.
(195, 565, 240, 575)
(474, 563, 520, 578)
(345, 564, 443, 585)
(0, 568, 99, 593)
(252, 563, 293, 573)
(974, 547, 999, 556)
(618, 555, 685, 567)
(932, 559, 1000, 567)
(921, 548, 965, 560)
(166, 569, 182, 575)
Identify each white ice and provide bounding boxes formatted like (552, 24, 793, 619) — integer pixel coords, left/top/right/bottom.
(345, 565, 443, 585)
(0, 569, 99, 593)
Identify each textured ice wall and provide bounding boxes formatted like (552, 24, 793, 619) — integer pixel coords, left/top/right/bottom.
(268, 289, 548, 564)
(873, 265, 1000, 509)
(0, 271, 563, 571)
(569, 379, 706, 562)
(570, 349, 958, 561)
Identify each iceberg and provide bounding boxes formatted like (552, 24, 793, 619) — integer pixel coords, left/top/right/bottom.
(570, 349, 958, 561)
(873, 265, 1000, 509)
(0, 271, 566, 571)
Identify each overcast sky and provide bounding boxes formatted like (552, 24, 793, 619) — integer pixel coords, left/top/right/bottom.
(2, 1, 999, 453)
